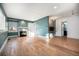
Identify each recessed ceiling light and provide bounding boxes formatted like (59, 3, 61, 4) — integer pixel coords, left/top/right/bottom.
(54, 6, 57, 9)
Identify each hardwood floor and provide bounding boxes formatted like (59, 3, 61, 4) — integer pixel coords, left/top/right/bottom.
(0, 36, 79, 56)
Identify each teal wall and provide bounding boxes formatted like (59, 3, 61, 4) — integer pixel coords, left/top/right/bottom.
(8, 21, 18, 31)
(0, 32, 7, 48)
(7, 19, 29, 36)
(35, 16, 49, 36)
(8, 21, 18, 36)
(7, 19, 28, 29)
(0, 4, 8, 49)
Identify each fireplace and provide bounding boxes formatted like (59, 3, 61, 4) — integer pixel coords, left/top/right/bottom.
(20, 31, 27, 37)
(18, 27, 28, 37)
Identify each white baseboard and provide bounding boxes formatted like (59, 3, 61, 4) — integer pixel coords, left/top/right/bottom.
(0, 37, 8, 54)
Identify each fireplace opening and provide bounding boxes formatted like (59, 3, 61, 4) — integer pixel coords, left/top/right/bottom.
(20, 31, 27, 37)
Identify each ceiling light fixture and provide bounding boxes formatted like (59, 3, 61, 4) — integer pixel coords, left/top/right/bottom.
(54, 6, 57, 9)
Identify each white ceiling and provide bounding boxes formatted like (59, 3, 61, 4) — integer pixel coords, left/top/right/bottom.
(2, 3, 77, 21)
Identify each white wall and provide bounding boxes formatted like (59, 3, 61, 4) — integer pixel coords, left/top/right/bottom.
(56, 18, 62, 36)
(0, 8, 6, 31)
(67, 15, 79, 39)
(56, 15, 79, 39)
(27, 22, 36, 37)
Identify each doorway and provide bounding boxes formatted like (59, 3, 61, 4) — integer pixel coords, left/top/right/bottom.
(61, 21, 67, 37)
